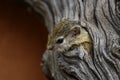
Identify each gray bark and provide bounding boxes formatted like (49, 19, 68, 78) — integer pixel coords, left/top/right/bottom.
(24, 0, 120, 80)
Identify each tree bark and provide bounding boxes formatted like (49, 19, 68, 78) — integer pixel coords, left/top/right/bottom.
(24, 0, 120, 80)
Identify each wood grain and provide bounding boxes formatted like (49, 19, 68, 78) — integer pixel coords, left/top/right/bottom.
(25, 0, 120, 80)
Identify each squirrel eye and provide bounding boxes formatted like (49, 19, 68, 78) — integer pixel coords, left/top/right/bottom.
(56, 38, 64, 44)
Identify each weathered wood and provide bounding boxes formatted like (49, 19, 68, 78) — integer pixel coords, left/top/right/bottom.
(24, 0, 120, 80)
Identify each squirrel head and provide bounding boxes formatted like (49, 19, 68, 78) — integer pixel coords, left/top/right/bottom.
(47, 20, 91, 53)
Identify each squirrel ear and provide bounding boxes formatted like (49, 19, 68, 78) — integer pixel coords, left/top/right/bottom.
(71, 26, 80, 36)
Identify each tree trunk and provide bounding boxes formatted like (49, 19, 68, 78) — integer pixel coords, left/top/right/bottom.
(24, 0, 120, 80)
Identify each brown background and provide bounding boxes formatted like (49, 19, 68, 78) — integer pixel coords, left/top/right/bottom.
(0, 0, 47, 80)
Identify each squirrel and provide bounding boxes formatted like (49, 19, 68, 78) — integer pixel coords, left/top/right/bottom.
(47, 19, 92, 53)
(41, 20, 92, 79)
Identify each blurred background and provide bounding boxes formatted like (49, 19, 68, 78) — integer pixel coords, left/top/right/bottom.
(0, 0, 47, 80)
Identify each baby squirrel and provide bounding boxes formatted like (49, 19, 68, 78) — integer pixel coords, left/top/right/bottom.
(47, 20, 92, 53)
